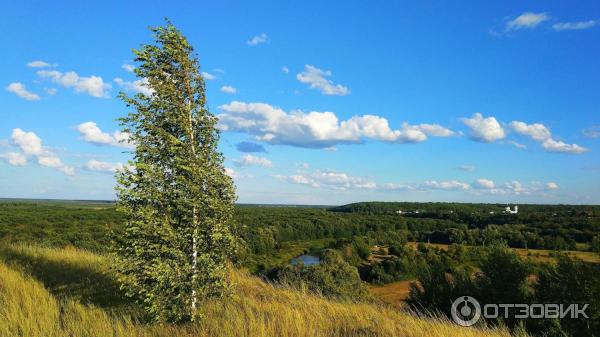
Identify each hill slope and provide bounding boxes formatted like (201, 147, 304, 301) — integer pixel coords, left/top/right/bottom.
(0, 244, 514, 337)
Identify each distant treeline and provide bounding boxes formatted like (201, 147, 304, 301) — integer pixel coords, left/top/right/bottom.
(1, 201, 599, 258)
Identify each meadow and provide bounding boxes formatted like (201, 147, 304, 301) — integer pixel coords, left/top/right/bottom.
(0, 243, 514, 337)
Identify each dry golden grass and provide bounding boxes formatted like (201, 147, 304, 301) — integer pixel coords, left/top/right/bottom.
(368, 280, 413, 307)
(0, 244, 517, 337)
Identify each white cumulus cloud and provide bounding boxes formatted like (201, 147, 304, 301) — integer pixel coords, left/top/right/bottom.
(114, 77, 154, 96)
(420, 180, 471, 191)
(6, 128, 74, 175)
(12, 128, 44, 155)
(462, 113, 506, 142)
(84, 159, 124, 173)
(6, 82, 40, 101)
(541, 138, 587, 154)
(473, 178, 496, 189)
(37, 70, 110, 98)
(202, 71, 216, 80)
(297, 65, 350, 96)
(218, 101, 454, 148)
(75, 122, 134, 149)
(234, 154, 272, 168)
(510, 120, 587, 154)
(0, 152, 27, 166)
(510, 121, 551, 141)
(220, 85, 237, 94)
(275, 169, 376, 190)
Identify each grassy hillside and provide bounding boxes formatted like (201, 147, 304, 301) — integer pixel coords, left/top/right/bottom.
(0, 244, 515, 337)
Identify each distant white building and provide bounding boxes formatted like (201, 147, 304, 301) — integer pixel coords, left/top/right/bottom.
(504, 205, 518, 214)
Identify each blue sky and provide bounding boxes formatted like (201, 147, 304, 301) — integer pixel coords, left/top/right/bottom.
(1, 1, 599, 204)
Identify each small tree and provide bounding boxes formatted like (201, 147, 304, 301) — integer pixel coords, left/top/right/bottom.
(113, 21, 237, 323)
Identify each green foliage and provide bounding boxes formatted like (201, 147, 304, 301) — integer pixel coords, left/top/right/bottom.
(408, 245, 600, 337)
(532, 256, 600, 337)
(113, 21, 237, 323)
(271, 249, 369, 300)
(476, 245, 532, 305)
(0, 201, 122, 251)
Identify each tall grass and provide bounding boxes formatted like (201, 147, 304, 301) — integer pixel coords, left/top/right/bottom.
(0, 244, 517, 337)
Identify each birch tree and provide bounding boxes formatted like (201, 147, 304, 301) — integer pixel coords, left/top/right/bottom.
(113, 21, 237, 323)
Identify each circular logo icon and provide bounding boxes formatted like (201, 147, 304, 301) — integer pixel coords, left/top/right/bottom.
(451, 296, 481, 327)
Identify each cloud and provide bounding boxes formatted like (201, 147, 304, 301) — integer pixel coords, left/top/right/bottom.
(457, 165, 475, 172)
(420, 180, 471, 191)
(297, 65, 350, 96)
(498, 181, 526, 194)
(236, 141, 266, 153)
(462, 113, 506, 142)
(220, 85, 237, 94)
(6, 82, 40, 101)
(234, 154, 272, 168)
(84, 159, 124, 173)
(12, 128, 44, 155)
(38, 156, 75, 175)
(473, 178, 495, 189)
(225, 167, 239, 179)
(541, 138, 587, 154)
(114, 77, 153, 96)
(510, 120, 587, 154)
(247, 33, 268, 46)
(0, 152, 27, 166)
(202, 71, 216, 80)
(7, 128, 74, 175)
(282, 66, 289, 74)
(37, 70, 110, 98)
(218, 101, 454, 148)
(276, 171, 470, 192)
(274, 166, 557, 198)
(416, 123, 455, 137)
(380, 183, 414, 191)
(275, 169, 376, 190)
(44, 87, 57, 95)
(506, 140, 527, 149)
(553, 20, 597, 31)
(473, 180, 557, 196)
(506, 12, 549, 31)
(274, 174, 320, 188)
(582, 126, 600, 138)
(27, 60, 56, 68)
(122, 64, 135, 73)
(75, 122, 134, 149)
(509, 121, 551, 141)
